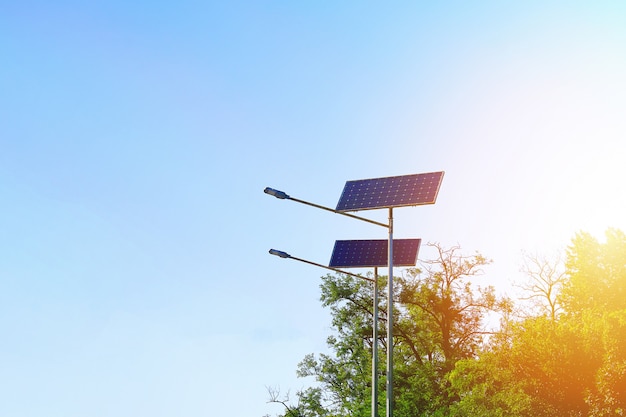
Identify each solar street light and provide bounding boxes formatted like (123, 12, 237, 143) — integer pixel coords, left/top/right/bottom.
(335, 172, 444, 417)
(265, 171, 444, 417)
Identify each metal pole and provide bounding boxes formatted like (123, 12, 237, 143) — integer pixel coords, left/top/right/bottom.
(387, 208, 394, 417)
(372, 267, 379, 417)
(288, 196, 389, 228)
(284, 254, 375, 283)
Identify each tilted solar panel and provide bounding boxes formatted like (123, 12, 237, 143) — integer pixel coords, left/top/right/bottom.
(329, 239, 421, 268)
(336, 171, 444, 212)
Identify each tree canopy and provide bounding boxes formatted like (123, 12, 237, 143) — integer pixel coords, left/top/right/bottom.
(266, 231, 626, 417)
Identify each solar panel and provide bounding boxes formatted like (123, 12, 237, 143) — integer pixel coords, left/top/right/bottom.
(335, 171, 444, 212)
(329, 239, 421, 268)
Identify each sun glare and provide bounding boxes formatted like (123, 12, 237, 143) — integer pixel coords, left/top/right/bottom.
(540, 138, 626, 244)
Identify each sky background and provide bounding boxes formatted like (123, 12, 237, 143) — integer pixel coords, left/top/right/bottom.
(2, 2, 626, 416)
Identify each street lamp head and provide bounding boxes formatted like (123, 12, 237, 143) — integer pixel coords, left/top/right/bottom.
(269, 249, 291, 258)
(264, 187, 290, 200)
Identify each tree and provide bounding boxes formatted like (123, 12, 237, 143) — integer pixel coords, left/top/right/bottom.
(266, 230, 626, 416)
(397, 243, 499, 373)
(562, 228, 626, 314)
(482, 228, 626, 416)
(517, 251, 566, 321)
(444, 230, 626, 416)
(585, 309, 626, 416)
(268, 243, 506, 417)
(265, 386, 329, 417)
(491, 315, 601, 416)
(295, 271, 379, 417)
(447, 353, 532, 417)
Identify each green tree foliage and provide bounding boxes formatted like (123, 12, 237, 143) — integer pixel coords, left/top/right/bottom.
(296, 272, 375, 417)
(491, 315, 601, 416)
(267, 243, 503, 417)
(585, 310, 626, 416)
(487, 228, 626, 416)
(562, 228, 626, 314)
(447, 353, 532, 417)
(266, 231, 626, 417)
(398, 244, 499, 371)
(393, 243, 505, 415)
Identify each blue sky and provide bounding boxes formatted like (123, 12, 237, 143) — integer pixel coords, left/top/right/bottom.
(2, 2, 626, 416)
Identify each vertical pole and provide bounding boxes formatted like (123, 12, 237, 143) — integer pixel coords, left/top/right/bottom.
(386, 208, 394, 417)
(372, 267, 379, 417)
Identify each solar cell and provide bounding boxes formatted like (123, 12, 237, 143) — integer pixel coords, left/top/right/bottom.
(335, 171, 444, 212)
(329, 239, 421, 268)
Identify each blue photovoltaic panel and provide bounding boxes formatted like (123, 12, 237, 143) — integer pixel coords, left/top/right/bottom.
(329, 239, 421, 268)
(336, 171, 444, 212)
